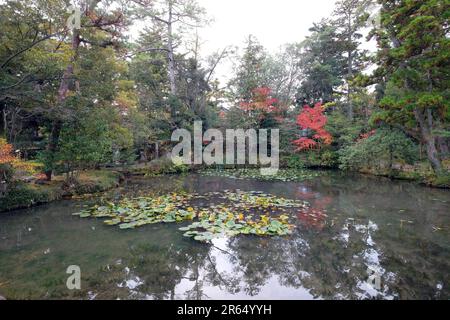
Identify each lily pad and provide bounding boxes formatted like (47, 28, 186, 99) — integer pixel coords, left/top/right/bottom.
(75, 190, 302, 243)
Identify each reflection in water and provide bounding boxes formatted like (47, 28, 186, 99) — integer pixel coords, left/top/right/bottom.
(0, 172, 448, 299)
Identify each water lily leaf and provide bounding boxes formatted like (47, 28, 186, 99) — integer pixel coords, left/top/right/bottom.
(75, 189, 299, 243)
(226, 220, 236, 228)
(79, 211, 92, 218)
(119, 222, 138, 229)
(194, 235, 206, 241)
(104, 218, 121, 225)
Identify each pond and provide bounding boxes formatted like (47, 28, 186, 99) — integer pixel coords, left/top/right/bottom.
(0, 171, 449, 300)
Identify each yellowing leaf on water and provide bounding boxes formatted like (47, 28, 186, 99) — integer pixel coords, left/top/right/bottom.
(75, 190, 298, 243)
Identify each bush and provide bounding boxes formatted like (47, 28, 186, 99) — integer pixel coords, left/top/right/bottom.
(284, 154, 305, 169)
(283, 149, 338, 169)
(429, 172, 450, 188)
(338, 127, 418, 172)
(0, 163, 14, 184)
(0, 183, 61, 212)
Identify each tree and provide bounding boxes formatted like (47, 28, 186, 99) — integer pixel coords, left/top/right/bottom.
(259, 43, 304, 107)
(0, 138, 38, 195)
(239, 87, 278, 114)
(333, 0, 372, 120)
(137, 0, 207, 96)
(372, 0, 450, 173)
(238, 87, 281, 129)
(57, 108, 130, 180)
(339, 127, 418, 173)
(296, 20, 346, 106)
(293, 103, 333, 151)
(229, 35, 269, 101)
(0, 0, 69, 143)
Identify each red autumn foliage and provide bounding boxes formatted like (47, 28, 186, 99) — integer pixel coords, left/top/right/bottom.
(293, 103, 332, 151)
(239, 87, 278, 113)
(357, 129, 376, 142)
(0, 139, 15, 165)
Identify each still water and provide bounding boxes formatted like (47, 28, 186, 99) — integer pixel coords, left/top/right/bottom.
(0, 172, 448, 299)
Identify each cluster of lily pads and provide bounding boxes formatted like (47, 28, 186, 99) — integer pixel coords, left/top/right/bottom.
(199, 168, 321, 182)
(73, 190, 308, 242)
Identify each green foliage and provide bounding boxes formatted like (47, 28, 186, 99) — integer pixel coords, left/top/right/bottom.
(326, 111, 365, 148)
(295, 21, 346, 105)
(0, 170, 121, 212)
(38, 108, 134, 178)
(130, 157, 191, 177)
(430, 172, 450, 189)
(0, 183, 61, 212)
(0, 163, 14, 184)
(146, 158, 190, 176)
(229, 35, 269, 100)
(58, 116, 112, 170)
(339, 128, 418, 171)
(67, 170, 122, 196)
(372, 0, 450, 172)
(300, 149, 339, 168)
(284, 154, 305, 169)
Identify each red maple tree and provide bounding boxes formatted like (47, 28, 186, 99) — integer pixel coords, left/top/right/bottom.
(0, 139, 15, 165)
(239, 87, 278, 114)
(293, 103, 332, 151)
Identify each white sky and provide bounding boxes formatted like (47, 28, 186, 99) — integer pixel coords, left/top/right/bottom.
(195, 0, 340, 84)
(197, 0, 338, 55)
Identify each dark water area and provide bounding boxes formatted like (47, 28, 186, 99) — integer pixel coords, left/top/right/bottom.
(0, 172, 448, 299)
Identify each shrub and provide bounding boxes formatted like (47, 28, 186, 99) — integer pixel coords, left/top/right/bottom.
(339, 128, 418, 172)
(0, 183, 61, 212)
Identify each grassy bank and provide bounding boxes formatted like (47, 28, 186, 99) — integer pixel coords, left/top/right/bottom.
(118, 157, 190, 176)
(0, 170, 123, 213)
(280, 154, 450, 189)
(357, 165, 450, 189)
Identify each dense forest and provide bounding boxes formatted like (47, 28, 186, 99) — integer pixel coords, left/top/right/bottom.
(0, 0, 449, 210)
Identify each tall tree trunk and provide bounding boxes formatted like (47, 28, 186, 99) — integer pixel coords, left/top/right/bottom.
(45, 29, 81, 181)
(414, 108, 442, 173)
(167, 1, 176, 96)
(44, 121, 62, 181)
(347, 50, 353, 120)
(347, 16, 354, 120)
(2, 107, 6, 137)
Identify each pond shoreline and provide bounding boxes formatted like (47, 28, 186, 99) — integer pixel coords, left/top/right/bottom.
(0, 170, 123, 213)
(1, 164, 448, 214)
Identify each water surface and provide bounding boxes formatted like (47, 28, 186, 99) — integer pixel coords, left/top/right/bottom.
(0, 172, 448, 299)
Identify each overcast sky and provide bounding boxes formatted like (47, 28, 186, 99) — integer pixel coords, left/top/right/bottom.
(198, 0, 338, 54)
(195, 0, 340, 84)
